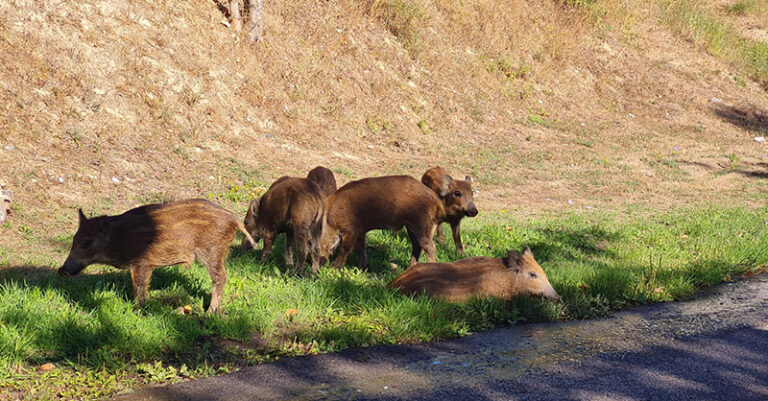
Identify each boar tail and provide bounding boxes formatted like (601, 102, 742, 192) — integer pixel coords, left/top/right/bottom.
(237, 221, 258, 249)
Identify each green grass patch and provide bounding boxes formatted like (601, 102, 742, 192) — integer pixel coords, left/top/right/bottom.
(0, 205, 766, 398)
(660, 0, 768, 88)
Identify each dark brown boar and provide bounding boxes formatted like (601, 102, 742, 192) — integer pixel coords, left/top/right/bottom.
(388, 247, 560, 302)
(58, 199, 256, 313)
(421, 166, 478, 254)
(306, 166, 337, 199)
(318, 175, 448, 269)
(242, 176, 324, 273)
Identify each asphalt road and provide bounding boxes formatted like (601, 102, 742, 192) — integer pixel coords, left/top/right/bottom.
(114, 274, 768, 401)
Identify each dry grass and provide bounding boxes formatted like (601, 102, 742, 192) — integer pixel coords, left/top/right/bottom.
(1, 0, 767, 264)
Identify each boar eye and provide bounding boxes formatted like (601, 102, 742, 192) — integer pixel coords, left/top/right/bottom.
(513, 268, 520, 274)
(454, 191, 461, 197)
(80, 239, 94, 249)
(529, 272, 538, 279)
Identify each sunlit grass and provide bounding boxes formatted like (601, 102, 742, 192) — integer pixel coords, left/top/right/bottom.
(0, 205, 766, 399)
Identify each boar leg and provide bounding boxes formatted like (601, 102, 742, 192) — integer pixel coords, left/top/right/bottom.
(261, 232, 276, 262)
(420, 236, 437, 263)
(450, 222, 464, 254)
(293, 230, 310, 272)
(284, 231, 295, 267)
(201, 246, 229, 314)
(435, 223, 446, 244)
(355, 236, 367, 269)
(331, 233, 356, 269)
(129, 265, 153, 307)
(406, 229, 422, 266)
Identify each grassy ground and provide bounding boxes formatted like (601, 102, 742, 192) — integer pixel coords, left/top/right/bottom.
(1, 204, 766, 399)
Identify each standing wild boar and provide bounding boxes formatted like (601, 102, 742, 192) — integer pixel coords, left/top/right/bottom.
(58, 199, 256, 313)
(388, 247, 560, 302)
(242, 176, 324, 273)
(319, 175, 448, 269)
(306, 166, 337, 199)
(421, 166, 478, 254)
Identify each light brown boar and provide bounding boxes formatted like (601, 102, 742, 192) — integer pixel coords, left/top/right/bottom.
(58, 199, 256, 313)
(306, 166, 337, 199)
(242, 176, 324, 273)
(421, 166, 478, 254)
(388, 247, 561, 302)
(318, 175, 448, 269)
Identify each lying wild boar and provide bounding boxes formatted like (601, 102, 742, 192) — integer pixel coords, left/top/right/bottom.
(242, 176, 324, 273)
(388, 247, 560, 302)
(58, 199, 256, 313)
(319, 175, 448, 269)
(421, 167, 478, 254)
(306, 166, 337, 199)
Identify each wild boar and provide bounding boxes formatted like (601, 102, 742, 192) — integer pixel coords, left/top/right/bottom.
(306, 166, 337, 199)
(242, 176, 324, 273)
(388, 247, 560, 302)
(421, 167, 478, 254)
(319, 175, 448, 269)
(58, 199, 256, 313)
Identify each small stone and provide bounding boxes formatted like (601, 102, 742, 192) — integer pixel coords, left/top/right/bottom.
(58, 177, 65, 184)
(567, 199, 574, 205)
(3, 145, 14, 151)
(709, 97, 723, 104)
(754, 137, 766, 143)
(628, 113, 636, 118)
(112, 177, 120, 184)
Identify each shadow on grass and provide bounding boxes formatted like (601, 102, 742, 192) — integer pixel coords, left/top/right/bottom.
(0, 264, 225, 369)
(528, 224, 621, 263)
(1, 211, 764, 382)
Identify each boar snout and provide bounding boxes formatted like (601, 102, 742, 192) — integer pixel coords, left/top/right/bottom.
(466, 205, 479, 217)
(58, 260, 85, 277)
(543, 291, 561, 302)
(539, 285, 561, 302)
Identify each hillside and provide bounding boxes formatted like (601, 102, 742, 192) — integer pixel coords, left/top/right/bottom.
(1, 0, 767, 262)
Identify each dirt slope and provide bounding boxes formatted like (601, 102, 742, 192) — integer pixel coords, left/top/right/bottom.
(0, 0, 767, 263)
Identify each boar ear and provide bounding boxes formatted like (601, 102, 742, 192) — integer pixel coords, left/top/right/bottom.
(249, 199, 260, 215)
(78, 209, 88, 224)
(438, 175, 454, 197)
(465, 175, 472, 184)
(503, 250, 523, 270)
(523, 246, 533, 257)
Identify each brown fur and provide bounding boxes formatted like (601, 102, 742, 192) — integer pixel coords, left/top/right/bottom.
(58, 199, 256, 313)
(388, 247, 560, 302)
(319, 175, 446, 269)
(306, 166, 337, 199)
(421, 167, 478, 254)
(243, 176, 324, 273)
